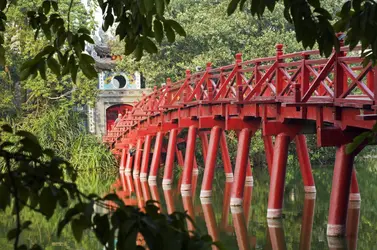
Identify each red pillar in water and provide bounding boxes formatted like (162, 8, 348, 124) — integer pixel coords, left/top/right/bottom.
(176, 147, 185, 167)
(230, 128, 252, 206)
(162, 129, 178, 186)
(148, 131, 164, 184)
(200, 126, 222, 198)
(267, 133, 290, 218)
(132, 138, 143, 177)
(231, 206, 251, 250)
(346, 201, 360, 250)
(220, 131, 234, 180)
(295, 135, 316, 193)
(327, 145, 355, 236)
(180, 126, 197, 193)
(140, 135, 153, 181)
(299, 193, 316, 250)
(119, 148, 127, 170)
(201, 198, 219, 244)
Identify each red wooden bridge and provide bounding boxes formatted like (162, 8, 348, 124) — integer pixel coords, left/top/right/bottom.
(104, 42, 376, 237)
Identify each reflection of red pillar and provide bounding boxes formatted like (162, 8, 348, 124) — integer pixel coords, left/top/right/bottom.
(181, 126, 197, 192)
(267, 219, 287, 250)
(327, 145, 354, 236)
(163, 129, 178, 186)
(200, 126, 221, 198)
(163, 186, 175, 214)
(176, 147, 184, 167)
(220, 181, 232, 230)
(349, 169, 360, 201)
(243, 184, 253, 224)
(295, 135, 316, 193)
(346, 201, 360, 250)
(231, 128, 252, 206)
(220, 131, 233, 180)
(133, 178, 144, 209)
(299, 193, 316, 250)
(140, 135, 153, 181)
(141, 180, 151, 203)
(201, 198, 219, 243)
(231, 206, 251, 250)
(125, 153, 134, 176)
(149, 183, 162, 212)
(133, 138, 143, 177)
(263, 135, 274, 174)
(327, 237, 347, 250)
(199, 132, 209, 161)
(148, 131, 164, 184)
(182, 193, 196, 232)
(267, 134, 290, 218)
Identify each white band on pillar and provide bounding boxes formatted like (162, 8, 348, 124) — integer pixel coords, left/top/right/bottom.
(140, 173, 147, 181)
(230, 206, 243, 214)
(327, 224, 345, 236)
(348, 201, 361, 209)
(200, 190, 212, 198)
(162, 185, 172, 191)
(305, 192, 316, 200)
(349, 193, 361, 201)
(200, 197, 212, 204)
(267, 218, 283, 228)
(267, 209, 282, 218)
(225, 173, 234, 180)
(304, 186, 317, 193)
(162, 179, 172, 185)
(180, 184, 191, 191)
(327, 236, 345, 248)
(125, 168, 132, 173)
(230, 197, 243, 206)
(181, 190, 192, 197)
(133, 171, 140, 177)
(245, 176, 254, 186)
(193, 168, 199, 174)
(148, 179, 157, 186)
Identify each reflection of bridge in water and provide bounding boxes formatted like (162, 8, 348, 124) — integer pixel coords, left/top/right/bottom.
(111, 174, 360, 250)
(104, 41, 372, 238)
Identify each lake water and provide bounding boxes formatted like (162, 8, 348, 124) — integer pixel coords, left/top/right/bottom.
(0, 164, 376, 249)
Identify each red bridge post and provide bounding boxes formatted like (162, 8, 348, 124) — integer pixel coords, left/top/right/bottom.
(132, 138, 143, 178)
(162, 128, 178, 187)
(327, 145, 354, 236)
(267, 219, 287, 250)
(201, 198, 219, 244)
(119, 148, 127, 171)
(267, 133, 290, 218)
(230, 128, 252, 206)
(295, 135, 316, 193)
(163, 185, 176, 214)
(231, 206, 251, 250)
(124, 150, 134, 176)
(200, 126, 221, 198)
(199, 131, 209, 162)
(346, 200, 360, 250)
(180, 125, 198, 193)
(140, 135, 153, 181)
(148, 131, 164, 184)
(220, 131, 234, 181)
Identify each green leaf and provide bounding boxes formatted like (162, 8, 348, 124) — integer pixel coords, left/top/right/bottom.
(47, 57, 61, 76)
(71, 215, 88, 242)
(71, 64, 78, 83)
(7, 228, 17, 240)
(125, 38, 137, 55)
(42, 1, 51, 14)
(2, 124, 12, 133)
(78, 27, 90, 34)
(30, 244, 43, 250)
(153, 19, 163, 43)
(39, 187, 57, 219)
(308, 0, 320, 9)
(227, 0, 240, 16)
(144, 0, 154, 12)
(134, 43, 143, 61)
(166, 19, 186, 37)
(155, 0, 164, 16)
(80, 33, 94, 44)
(93, 214, 110, 245)
(164, 22, 175, 43)
(143, 36, 158, 53)
(80, 53, 95, 64)
(346, 131, 370, 154)
(51, 1, 58, 11)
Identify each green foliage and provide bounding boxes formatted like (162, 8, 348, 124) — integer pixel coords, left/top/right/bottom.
(0, 124, 218, 250)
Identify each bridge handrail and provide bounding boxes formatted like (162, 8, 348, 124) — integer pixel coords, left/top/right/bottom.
(104, 44, 374, 144)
